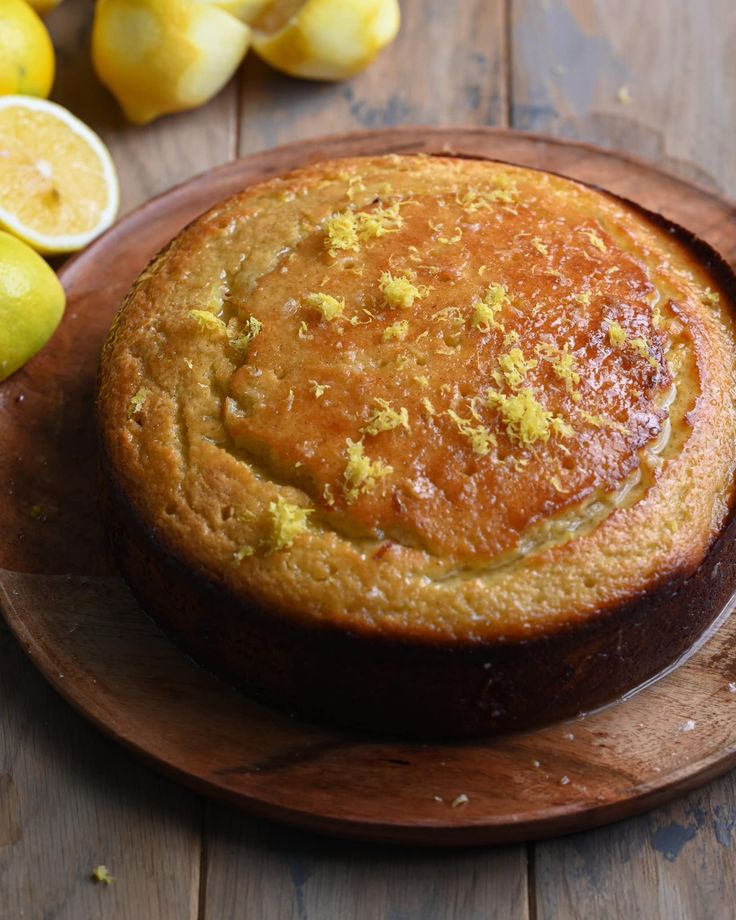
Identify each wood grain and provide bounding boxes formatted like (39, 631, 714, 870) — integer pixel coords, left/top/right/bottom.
(236, 0, 508, 155)
(0, 4, 232, 919)
(203, 810, 528, 920)
(534, 773, 736, 920)
(511, 0, 736, 198)
(509, 4, 736, 915)
(0, 623, 201, 920)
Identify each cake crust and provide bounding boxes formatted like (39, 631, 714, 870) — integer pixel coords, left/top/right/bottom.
(97, 155, 736, 736)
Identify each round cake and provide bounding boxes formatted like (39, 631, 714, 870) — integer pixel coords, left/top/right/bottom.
(97, 154, 736, 738)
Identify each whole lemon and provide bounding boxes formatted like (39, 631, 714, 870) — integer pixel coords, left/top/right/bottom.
(92, 0, 251, 124)
(26, 0, 64, 15)
(0, 0, 55, 98)
(0, 231, 66, 382)
(252, 0, 400, 81)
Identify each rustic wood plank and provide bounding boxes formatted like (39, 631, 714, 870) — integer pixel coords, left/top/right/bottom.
(0, 4, 235, 918)
(0, 623, 201, 920)
(510, 0, 736, 198)
(534, 773, 736, 920)
(514, 2, 736, 915)
(203, 806, 529, 920)
(236, 0, 508, 155)
(46, 0, 238, 213)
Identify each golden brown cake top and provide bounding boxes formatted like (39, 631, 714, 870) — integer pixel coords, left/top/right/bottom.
(98, 155, 736, 640)
(224, 163, 671, 562)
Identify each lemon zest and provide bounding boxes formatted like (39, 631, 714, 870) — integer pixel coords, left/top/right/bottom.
(422, 397, 436, 415)
(551, 344, 580, 394)
(362, 398, 409, 436)
(438, 227, 463, 245)
(486, 387, 572, 447)
(324, 203, 404, 257)
(229, 315, 262, 353)
(306, 292, 345, 321)
(496, 347, 538, 390)
(343, 439, 392, 503)
(629, 337, 660, 369)
(608, 321, 627, 346)
(447, 409, 496, 456)
(380, 272, 424, 310)
(471, 282, 509, 331)
(233, 545, 254, 563)
(703, 287, 720, 306)
(92, 866, 115, 885)
(309, 380, 330, 398)
(128, 387, 149, 417)
(382, 320, 409, 341)
(189, 309, 226, 334)
(580, 411, 628, 433)
(433, 306, 465, 326)
(268, 496, 313, 552)
(532, 237, 549, 256)
(324, 211, 358, 255)
(456, 178, 519, 211)
(581, 228, 607, 252)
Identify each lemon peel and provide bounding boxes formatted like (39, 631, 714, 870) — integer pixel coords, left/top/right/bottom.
(128, 386, 150, 417)
(0, 230, 66, 382)
(268, 496, 313, 551)
(362, 398, 409, 436)
(0, 0, 54, 97)
(229, 315, 262, 352)
(495, 347, 538, 390)
(324, 202, 403, 256)
(91, 865, 115, 885)
(379, 272, 423, 310)
(382, 320, 408, 341)
(608, 321, 627, 346)
(471, 283, 509, 331)
(305, 291, 345, 321)
(251, 0, 400, 81)
(92, 0, 251, 124)
(486, 387, 572, 447)
(343, 438, 392, 502)
(0, 97, 119, 254)
(447, 409, 496, 456)
(189, 309, 226, 334)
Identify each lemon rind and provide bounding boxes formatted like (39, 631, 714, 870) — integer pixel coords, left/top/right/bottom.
(0, 96, 120, 254)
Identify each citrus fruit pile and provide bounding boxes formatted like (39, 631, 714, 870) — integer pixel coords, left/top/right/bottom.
(0, 0, 121, 380)
(92, 0, 401, 124)
(0, 0, 401, 380)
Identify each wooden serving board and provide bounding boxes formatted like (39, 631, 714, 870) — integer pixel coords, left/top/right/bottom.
(2, 127, 736, 847)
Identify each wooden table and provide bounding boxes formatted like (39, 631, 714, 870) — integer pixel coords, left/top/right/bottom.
(2, 1, 735, 916)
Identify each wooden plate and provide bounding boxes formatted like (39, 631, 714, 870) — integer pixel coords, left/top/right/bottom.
(2, 127, 736, 847)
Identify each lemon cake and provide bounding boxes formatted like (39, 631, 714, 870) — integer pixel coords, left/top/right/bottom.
(97, 155, 736, 737)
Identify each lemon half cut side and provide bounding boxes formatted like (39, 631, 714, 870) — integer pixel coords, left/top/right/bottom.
(0, 96, 119, 255)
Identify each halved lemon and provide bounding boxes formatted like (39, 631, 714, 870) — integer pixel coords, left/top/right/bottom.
(0, 96, 119, 254)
